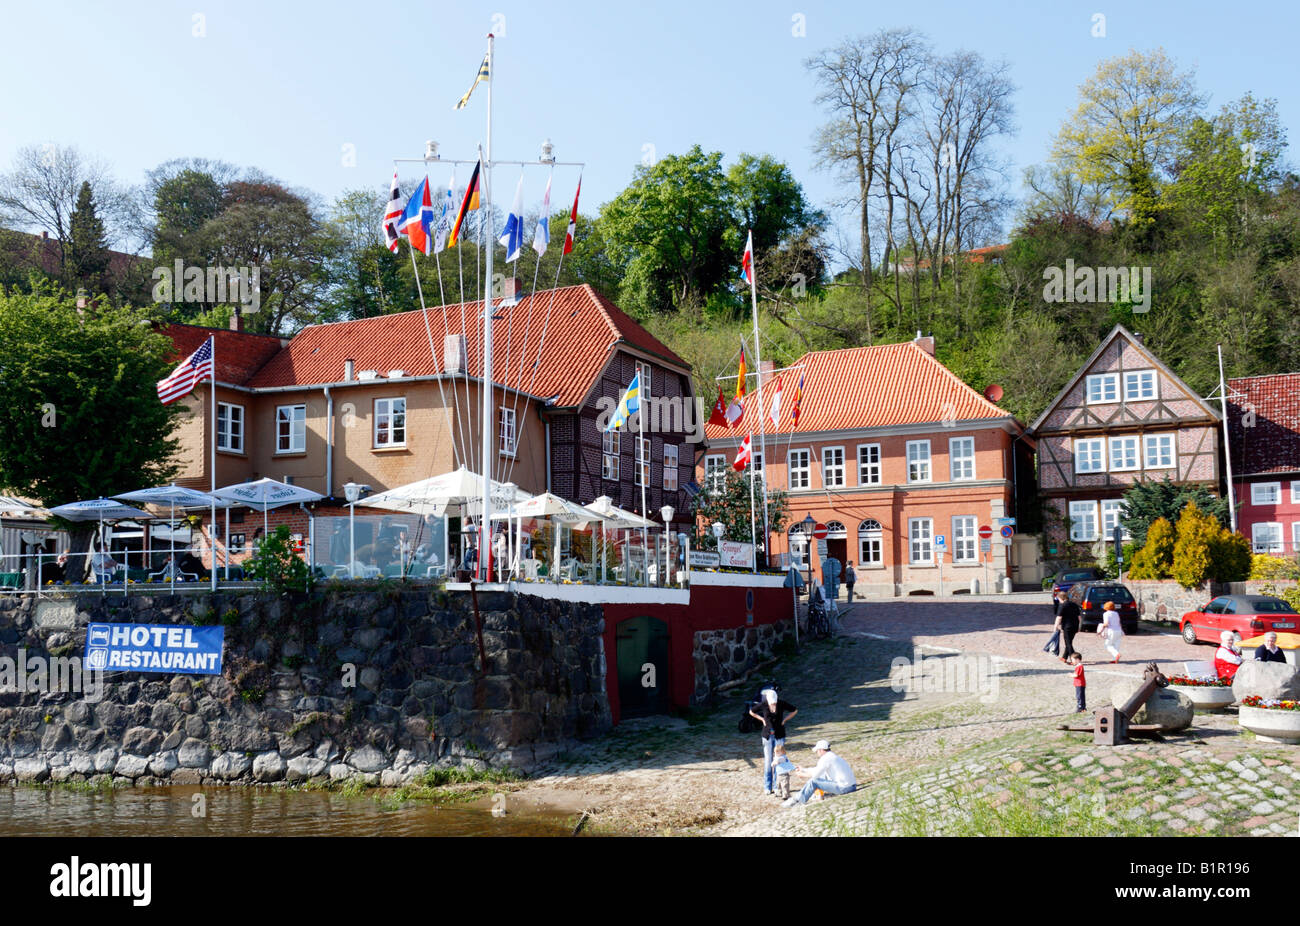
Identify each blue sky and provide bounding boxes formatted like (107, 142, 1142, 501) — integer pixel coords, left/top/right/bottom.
(1, 0, 1295, 250)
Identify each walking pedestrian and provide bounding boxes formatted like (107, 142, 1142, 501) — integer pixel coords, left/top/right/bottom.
(1068, 653, 1086, 713)
(844, 561, 857, 603)
(1058, 596, 1082, 663)
(1096, 600, 1124, 663)
(747, 689, 798, 796)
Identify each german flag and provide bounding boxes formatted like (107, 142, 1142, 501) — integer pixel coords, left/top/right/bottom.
(449, 160, 481, 248)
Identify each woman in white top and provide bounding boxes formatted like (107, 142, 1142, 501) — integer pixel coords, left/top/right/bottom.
(1097, 600, 1124, 664)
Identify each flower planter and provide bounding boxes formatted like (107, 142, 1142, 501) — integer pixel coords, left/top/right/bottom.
(1239, 705, 1300, 744)
(1168, 683, 1235, 712)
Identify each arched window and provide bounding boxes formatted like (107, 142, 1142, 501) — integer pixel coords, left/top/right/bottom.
(826, 520, 847, 539)
(787, 523, 809, 570)
(858, 519, 883, 566)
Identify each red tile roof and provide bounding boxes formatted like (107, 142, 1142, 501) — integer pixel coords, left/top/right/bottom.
(704, 340, 1012, 440)
(244, 285, 687, 407)
(1227, 373, 1300, 475)
(159, 323, 286, 387)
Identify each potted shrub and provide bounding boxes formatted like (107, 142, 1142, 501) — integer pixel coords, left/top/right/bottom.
(1239, 695, 1300, 744)
(1165, 674, 1235, 712)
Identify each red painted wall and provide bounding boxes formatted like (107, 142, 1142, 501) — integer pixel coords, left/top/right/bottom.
(601, 580, 794, 724)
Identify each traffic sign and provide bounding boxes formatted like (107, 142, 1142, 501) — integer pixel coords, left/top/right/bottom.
(812, 523, 828, 541)
(999, 525, 1014, 539)
(977, 525, 993, 540)
(935, 534, 946, 548)
(995, 517, 1016, 527)
(979, 539, 992, 553)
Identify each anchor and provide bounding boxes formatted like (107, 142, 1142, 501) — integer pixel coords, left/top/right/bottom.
(1059, 662, 1169, 745)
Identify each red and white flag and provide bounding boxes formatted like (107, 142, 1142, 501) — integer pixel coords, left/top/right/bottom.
(740, 229, 754, 285)
(732, 434, 752, 472)
(157, 337, 214, 405)
(769, 375, 783, 429)
(563, 176, 582, 255)
(382, 171, 403, 253)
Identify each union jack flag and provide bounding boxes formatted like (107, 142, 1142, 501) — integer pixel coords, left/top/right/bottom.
(157, 337, 214, 405)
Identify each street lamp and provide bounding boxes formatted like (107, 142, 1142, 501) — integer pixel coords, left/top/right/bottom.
(343, 482, 370, 578)
(801, 512, 816, 600)
(660, 505, 674, 586)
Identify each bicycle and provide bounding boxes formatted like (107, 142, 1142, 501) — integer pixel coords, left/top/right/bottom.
(807, 592, 832, 639)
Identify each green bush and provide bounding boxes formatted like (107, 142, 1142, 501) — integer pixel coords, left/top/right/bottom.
(1170, 502, 1251, 588)
(244, 524, 310, 595)
(1129, 517, 1174, 579)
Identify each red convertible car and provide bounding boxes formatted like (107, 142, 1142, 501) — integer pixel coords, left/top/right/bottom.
(1180, 594, 1298, 645)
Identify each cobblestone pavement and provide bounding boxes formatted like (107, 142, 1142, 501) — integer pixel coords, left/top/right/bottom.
(519, 595, 1300, 836)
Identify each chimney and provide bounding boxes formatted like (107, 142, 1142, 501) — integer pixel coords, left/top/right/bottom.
(758, 359, 776, 390)
(913, 333, 935, 356)
(343, 359, 355, 382)
(502, 276, 525, 304)
(41, 230, 49, 240)
(229, 311, 243, 332)
(444, 334, 467, 374)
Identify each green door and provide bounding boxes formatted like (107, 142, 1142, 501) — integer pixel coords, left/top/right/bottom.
(616, 615, 669, 717)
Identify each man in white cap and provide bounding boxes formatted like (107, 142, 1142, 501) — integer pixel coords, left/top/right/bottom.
(784, 740, 856, 807)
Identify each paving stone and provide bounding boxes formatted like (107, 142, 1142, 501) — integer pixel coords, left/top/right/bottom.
(1068, 754, 1095, 769)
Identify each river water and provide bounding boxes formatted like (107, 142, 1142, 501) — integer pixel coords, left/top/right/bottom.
(0, 784, 576, 837)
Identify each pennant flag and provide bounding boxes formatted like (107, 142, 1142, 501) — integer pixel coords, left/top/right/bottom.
(433, 174, 455, 254)
(725, 396, 745, 428)
(740, 229, 754, 285)
(498, 174, 526, 262)
(399, 177, 435, 255)
(732, 434, 752, 472)
(769, 375, 783, 429)
(707, 387, 729, 428)
(454, 51, 490, 110)
(449, 160, 481, 247)
(791, 371, 805, 429)
(532, 173, 552, 256)
(734, 341, 747, 403)
(563, 177, 582, 255)
(605, 373, 641, 432)
(383, 172, 403, 254)
(157, 337, 214, 405)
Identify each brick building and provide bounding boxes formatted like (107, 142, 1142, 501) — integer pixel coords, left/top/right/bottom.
(1227, 372, 1300, 554)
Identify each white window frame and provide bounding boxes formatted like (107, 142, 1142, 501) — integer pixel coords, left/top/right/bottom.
(949, 436, 975, 481)
(635, 360, 652, 400)
(788, 529, 809, 570)
(1293, 521, 1300, 556)
(1252, 522, 1284, 554)
(374, 397, 407, 448)
(602, 430, 620, 481)
(952, 515, 977, 563)
(1143, 433, 1174, 470)
(635, 435, 650, 487)
(858, 520, 883, 567)
(275, 404, 306, 454)
(663, 443, 678, 491)
(908, 517, 934, 564)
(1085, 373, 1119, 404)
(1123, 369, 1156, 401)
(1291, 481, 1300, 504)
(858, 443, 881, 486)
(822, 446, 845, 488)
(1252, 482, 1282, 506)
(750, 451, 764, 488)
(498, 406, 517, 457)
(217, 402, 244, 453)
(1074, 438, 1105, 474)
(704, 454, 726, 493)
(1100, 499, 1128, 540)
(1069, 500, 1099, 542)
(1109, 436, 1140, 472)
(906, 440, 931, 484)
(788, 449, 810, 490)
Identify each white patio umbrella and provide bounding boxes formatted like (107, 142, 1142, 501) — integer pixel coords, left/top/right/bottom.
(114, 484, 217, 582)
(585, 495, 657, 583)
(49, 498, 154, 586)
(211, 478, 325, 544)
(494, 493, 602, 580)
(0, 497, 44, 516)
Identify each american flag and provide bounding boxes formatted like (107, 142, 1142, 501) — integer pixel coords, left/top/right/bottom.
(157, 337, 214, 405)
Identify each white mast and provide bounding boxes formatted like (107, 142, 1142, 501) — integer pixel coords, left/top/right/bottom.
(747, 231, 771, 566)
(479, 33, 496, 581)
(1217, 344, 1237, 533)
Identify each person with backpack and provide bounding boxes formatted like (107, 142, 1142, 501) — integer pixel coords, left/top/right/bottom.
(747, 688, 798, 796)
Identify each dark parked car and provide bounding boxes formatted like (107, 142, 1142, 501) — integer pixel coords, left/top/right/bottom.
(1179, 595, 1299, 645)
(1050, 567, 1104, 602)
(1067, 581, 1139, 634)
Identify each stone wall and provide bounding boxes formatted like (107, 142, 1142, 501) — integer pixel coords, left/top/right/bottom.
(1129, 579, 1300, 625)
(692, 619, 793, 704)
(0, 587, 610, 787)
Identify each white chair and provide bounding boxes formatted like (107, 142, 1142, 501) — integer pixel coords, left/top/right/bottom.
(522, 559, 540, 580)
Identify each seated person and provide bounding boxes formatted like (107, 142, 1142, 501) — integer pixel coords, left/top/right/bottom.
(40, 553, 68, 585)
(176, 550, 206, 578)
(783, 740, 857, 807)
(90, 550, 119, 583)
(1254, 631, 1288, 664)
(1214, 630, 1244, 681)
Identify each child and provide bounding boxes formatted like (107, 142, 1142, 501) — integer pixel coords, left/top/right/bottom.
(771, 744, 796, 799)
(1069, 652, 1086, 713)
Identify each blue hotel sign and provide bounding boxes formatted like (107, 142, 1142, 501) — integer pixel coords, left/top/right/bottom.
(84, 623, 225, 675)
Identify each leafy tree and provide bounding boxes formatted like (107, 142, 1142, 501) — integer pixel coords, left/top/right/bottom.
(245, 524, 311, 594)
(1128, 516, 1174, 579)
(323, 188, 412, 321)
(689, 470, 788, 557)
(0, 286, 181, 565)
(67, 181, 111, 293)
(1120, 477, 1227, 546)
(1209, 530, 1251, 583)
(1170, 501, 1218, 589)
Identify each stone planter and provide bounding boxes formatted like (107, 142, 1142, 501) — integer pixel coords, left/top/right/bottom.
(1168, 684, 1235, 713)
(1239, 705, 1300, 744)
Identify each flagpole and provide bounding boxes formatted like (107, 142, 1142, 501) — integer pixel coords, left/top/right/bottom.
(748, 231, 771, 570)
(209, 335, 217, 591)
(480, 32, 496, 583)
(748, 431, 757, 574)
(639, 406, 648, 586)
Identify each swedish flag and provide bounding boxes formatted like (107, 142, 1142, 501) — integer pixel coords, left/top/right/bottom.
(454, 52, 491, 110)
(605, 373, 641, 432)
